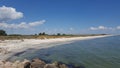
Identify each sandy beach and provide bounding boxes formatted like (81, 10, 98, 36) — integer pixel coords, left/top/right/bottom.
(0, 35, 111, 61)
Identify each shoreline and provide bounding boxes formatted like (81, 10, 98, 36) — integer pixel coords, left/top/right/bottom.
(0, 35, 112, 61)
(0, 35, 113, 68)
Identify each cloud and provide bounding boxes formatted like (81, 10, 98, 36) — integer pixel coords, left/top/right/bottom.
(70, 28, 74, 31)
(29, 20, 45, 26)
(116, 26, 120, 30)
(90, 26, 107, 30)
(0, 6, 23, 21)
(98, 26, 107, 30)
(90, 27, 97, 30)
(0, 6, 46, 30)
(90, 25, 120, 31)
(0, 20, 45, 29)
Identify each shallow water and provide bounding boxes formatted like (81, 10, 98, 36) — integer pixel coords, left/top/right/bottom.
(9, 36, 120, 68)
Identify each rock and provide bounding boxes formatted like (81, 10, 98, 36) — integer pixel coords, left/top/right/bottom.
(59, 64, 68, 68)
(31, 58, 46, 68)
(22, 59, 30, 64)
(12, 62, 18, 68)
(17, 62, 24, 68)
(24, 62, 31, 68)
(0, 58, 68, 68)
(32, 58, 45, 64)
(51, 61, 68, 68)
(44, 62, 67, 68)
(22, 59, 31, 68)
(12, 60, 24, 68)
(4, 61, 13, 68)
(44, 64, 58, 68)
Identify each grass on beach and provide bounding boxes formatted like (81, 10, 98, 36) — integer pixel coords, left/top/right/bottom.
(0, 34, 107, 40)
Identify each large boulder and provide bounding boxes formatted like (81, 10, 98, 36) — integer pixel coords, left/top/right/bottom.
(24, 62, 31, 68)
(30, 58, 46, 68)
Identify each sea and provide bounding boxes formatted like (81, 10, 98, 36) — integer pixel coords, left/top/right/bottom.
(8, 35, 120, 68)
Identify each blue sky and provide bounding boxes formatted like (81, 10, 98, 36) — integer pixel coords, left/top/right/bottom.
(0, 0, 120, 34)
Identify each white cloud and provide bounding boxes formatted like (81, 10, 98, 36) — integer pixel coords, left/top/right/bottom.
(90, 25, 120, 31)
(98, 26, 106, 30)
(0, 6, 23, 21)
(70, 28, 74, 31)
(0, 20, 45, 29)
(116, 26, 120, 30)
(90, 27, 97, 30)
(29, 20, 45, 26)
(0, 6, 46, 29)
(90, 26, 107, 30)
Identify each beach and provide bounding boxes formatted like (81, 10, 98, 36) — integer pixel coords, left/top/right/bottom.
(0, 35, 116, 68)
(0, 35, 110, 61)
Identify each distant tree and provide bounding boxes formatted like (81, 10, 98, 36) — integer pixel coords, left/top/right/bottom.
(39, 32, 46, 35)
(62, 34, 66, 36)
(101, 34, 107, 35)
(0, 30, 7, 36)
(39, 33, 42, 35)
(42, 32, 45, 35)
(34, 34, 37, 36)
(57, 33, 61, 36)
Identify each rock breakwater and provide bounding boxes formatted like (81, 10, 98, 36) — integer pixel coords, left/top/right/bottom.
(0, 58, 68, 68)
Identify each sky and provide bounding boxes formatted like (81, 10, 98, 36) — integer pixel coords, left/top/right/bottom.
(0, 0, 120, 35)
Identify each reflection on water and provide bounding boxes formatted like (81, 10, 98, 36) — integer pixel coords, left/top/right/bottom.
(9, 36, 120, 68)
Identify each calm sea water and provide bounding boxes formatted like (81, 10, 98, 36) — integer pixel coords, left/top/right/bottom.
(9, 36, 120, 68)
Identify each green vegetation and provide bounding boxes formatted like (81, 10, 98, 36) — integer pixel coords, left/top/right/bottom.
(57, 33, 61, 36)
(39, 32, 47, 35)
(0, 30, 7, 36)
(0, 30, 108, 40)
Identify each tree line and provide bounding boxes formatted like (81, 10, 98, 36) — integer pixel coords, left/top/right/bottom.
(0, 29, 108, 36)
(0, 30, 68, 36)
